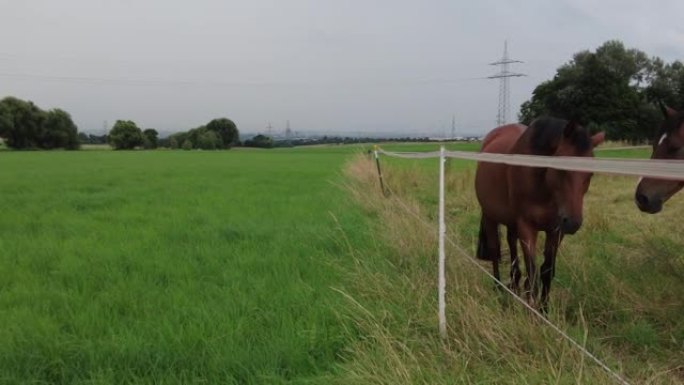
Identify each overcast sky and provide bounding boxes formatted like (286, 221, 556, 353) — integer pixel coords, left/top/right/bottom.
(1, 0, 683, 136)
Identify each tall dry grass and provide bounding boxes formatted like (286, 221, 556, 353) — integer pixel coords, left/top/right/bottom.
(333, 154, 684, 384)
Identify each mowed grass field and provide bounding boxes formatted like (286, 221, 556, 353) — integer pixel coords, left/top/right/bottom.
(0, 147, 379, 384)
(1, 143, 682, 384)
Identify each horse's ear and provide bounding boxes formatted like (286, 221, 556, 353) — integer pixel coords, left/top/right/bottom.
(563, 119, 579, 137)
(658, 101, 677, 118)
(591, 131, 605, 147)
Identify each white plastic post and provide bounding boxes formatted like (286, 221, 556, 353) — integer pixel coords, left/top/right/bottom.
(438, 145, 447, 339)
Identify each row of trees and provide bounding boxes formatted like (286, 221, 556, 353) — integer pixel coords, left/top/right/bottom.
(519, 40, 684, 142)
(164, 118, 239, 150)
(107, 120, 159, 149)
(0, 97, 80, 149)
(78, 133, 107, 145)
(0, 96, 239, 151)
(243, 134, 274, 148)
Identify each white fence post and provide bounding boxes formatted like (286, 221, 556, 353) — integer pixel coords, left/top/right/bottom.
(438, 145, 447, 339)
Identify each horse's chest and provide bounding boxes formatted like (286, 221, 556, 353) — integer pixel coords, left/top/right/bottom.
(521, 203, 559, 230)
(509, 188, 558, 228)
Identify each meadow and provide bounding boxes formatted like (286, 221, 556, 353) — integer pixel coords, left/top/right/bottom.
(0, 148, 376, 384)
(0, 143, 682, 384)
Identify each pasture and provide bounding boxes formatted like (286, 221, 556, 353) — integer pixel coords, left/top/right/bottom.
(343, 145, 684, 384)
(0, 144, 682, 384)
(0, 148, 374, 383)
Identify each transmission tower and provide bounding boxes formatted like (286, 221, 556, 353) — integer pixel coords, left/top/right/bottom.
(285, 120, 292, 139)
(266, 121, 272, 137)
(451, 115, 456, 140)
(488, 41, 525, 126)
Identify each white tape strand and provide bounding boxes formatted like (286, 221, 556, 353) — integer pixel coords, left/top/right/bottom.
(377, 148, 684, 180)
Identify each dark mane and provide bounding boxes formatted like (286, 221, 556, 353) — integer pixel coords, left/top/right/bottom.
(529, 117, 591, 155)
(660, 111, 684, 136)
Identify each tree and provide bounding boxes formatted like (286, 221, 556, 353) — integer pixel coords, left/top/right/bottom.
(42, 109, 80, 150)
(78, 132, 89, 144)
(0, 97, 80, 150)
(186, 126, 205, 148)
(205, 118, 239, 148)
(519, 40, 684, 143)
(0, 96, 47, 149)
(167, 137, 178, 149)
(166, 132, 188, 149)
(643, 59, 684, 109)
(108, 120, 143, 150)
(163, 117, 238, 150)
(244, 134, 274, 148)
(142, 128, 159, 149)
(197, 129, 219, 150)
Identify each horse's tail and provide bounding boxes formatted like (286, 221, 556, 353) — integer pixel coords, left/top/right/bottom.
(476, 215, 489, 260)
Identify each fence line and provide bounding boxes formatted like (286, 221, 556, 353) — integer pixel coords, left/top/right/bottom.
(378, 148, 684, 180)
(374, 145, 646, 385)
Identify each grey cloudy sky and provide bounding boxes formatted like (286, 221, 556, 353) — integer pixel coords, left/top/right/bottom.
(1, 0, 683, 136)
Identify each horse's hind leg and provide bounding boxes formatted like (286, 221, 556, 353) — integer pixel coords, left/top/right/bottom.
(507, 225, 521, 294)
(477, 215, 502, 283)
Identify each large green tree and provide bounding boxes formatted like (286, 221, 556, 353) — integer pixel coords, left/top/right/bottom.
(42, 109, 80, 150)
(205, 118, 239, 148)
(519, 40, 682, 142)
(0, 97, 46, 149)
(0, 96, 80, 149)
(108, 120, 143, 150)
(642, 59, 684, 109)
(142, 128, 159, 149)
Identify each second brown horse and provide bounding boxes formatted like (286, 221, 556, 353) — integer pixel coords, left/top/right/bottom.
(475, 117, 604, 311)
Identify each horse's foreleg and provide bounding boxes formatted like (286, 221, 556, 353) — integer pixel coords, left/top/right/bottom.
(540, 229, 563, 313)
(506, 225, 521, 294)
(517, 222, 538, 305)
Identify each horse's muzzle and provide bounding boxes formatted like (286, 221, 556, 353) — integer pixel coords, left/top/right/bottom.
(560, 216, 581, 235)
(635, 192, 662, 214)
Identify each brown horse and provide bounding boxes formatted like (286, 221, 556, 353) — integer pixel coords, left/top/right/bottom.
(635, 104, 684, 213)
(475, 117, 604, 310)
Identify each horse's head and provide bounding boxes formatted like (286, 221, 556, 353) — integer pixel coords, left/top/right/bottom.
(635, 104, 684, 214)
(538, 120, 605, 234)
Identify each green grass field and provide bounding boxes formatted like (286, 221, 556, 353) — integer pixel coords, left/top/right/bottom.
(0, 148, 377, 383)
(0, 143, 682, 384)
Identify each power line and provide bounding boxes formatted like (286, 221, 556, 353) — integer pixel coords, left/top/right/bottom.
(451, 114, 456, 140)
(0, 71, 488, 89)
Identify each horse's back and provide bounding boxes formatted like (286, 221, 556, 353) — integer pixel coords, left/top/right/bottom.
(481, 124, 526, 154)
(475, 124, 526, 225)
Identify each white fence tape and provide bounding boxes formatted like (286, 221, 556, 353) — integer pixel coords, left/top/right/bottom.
(378, 148, 684, 180)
